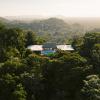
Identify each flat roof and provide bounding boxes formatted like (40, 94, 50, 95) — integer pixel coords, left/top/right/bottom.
(57, 45, 74, 51)
(27, 45, 43, 51)
(43, 43, 57, 49)
(27, 45, 74, 51)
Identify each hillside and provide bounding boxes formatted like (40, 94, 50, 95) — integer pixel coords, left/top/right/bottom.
(7, 18, 71, 32)
(0, 17, 9, 23)
(1, 16, 100, 43)
(5, 18, 85, 43)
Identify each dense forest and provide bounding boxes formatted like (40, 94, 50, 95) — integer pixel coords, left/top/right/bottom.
(0, 20, 100, 100)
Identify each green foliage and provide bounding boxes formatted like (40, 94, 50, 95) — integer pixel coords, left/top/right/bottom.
(25, 31, 36, 47)
(91, 43, 100, 73)
(24, 54, 49, 78)
(80, 32, 100, 58)
(72, 36, 83, 51)
(35, 36, 47, 44)
(0, 28, 25, 49)
(91, 43, 100, 64)
(0, 22, 5, 29)
(81, 75, 100, 100)
(5, 47, 21, 59)
(42, 52, 92, 100)
(0, 25, 99, 100)
(12, 83, 27, 100)
(0, 28, 26, 61)
(0, 73, 19, 100)
(0, 59, 26, 76)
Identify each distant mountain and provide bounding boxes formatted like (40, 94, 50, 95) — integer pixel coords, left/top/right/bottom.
(5, 17, 85, 43)
(89, 28, 100, 33)
(2, 15, 100, 30)
(0, 17, 9, 23)
(7, 17, 84, 34)
(4, 15, 48, 22)
(59, 17, 100, 29)
(1, 16, 100, 43)
(31, 18, 71, 34)
(3, 15, 100, 28)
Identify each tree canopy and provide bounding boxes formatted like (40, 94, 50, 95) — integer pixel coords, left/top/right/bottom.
(0, 24, 100, 100)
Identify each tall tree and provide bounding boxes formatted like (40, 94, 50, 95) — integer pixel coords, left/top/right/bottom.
(81, 75, 100, 100)
(80, 32, 100, 58)
(25, 31, 36, 47)
(0, 28, 26, 61)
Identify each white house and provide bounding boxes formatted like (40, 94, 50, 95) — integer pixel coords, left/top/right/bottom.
(57, 45, 74, 51)
(27, 43, 74, 55)
(27, 45, 43, 51)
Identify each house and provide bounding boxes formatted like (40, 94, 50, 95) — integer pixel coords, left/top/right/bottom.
(27, 45, 43, 51)
(57, 45, 74, 51)
(27, 43, 74, 55)
(42, 43, 57, 55)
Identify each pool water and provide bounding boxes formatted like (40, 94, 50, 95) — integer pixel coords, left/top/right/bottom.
(41, 50, 56, 55)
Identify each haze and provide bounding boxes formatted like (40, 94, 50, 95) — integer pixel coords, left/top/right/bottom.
(0, 0, 100, 17)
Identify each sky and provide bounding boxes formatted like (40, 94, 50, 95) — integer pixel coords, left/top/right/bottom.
(0, 0, 100, 17)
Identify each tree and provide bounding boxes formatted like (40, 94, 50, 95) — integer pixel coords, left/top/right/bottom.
(25, 31, 36, 47)
(0, 73, 18, 100)
(42, 52, 91, 100)
(81, 75, 100, 100)
(91, 44, 100, 64)
(80, 32, 100, 58)
(12, 84, 27, 100)
(71, 36, 83, 52)
(35, 37, 46, 44)
(0, 59, 26, 76)
(0, 28, 25, 48)
(0, 28, 26, 61)
(5, 47, 21, 59)
(0, 22, 5, 30)
(91, 43, 100, 73)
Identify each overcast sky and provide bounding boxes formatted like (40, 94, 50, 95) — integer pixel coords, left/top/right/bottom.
(0, 0, 100, 17)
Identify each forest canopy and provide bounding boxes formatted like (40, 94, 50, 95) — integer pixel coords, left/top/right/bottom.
(0, 22, 100, 100)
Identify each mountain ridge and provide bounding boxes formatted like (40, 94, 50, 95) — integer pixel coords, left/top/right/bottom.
(1, 16, 100, 43)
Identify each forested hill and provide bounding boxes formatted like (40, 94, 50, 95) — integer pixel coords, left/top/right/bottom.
(3, 17, 85, 43)
(1, 16, 100, 43)
(8, 18, 71, 33)
(0, 17, 9, 23)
